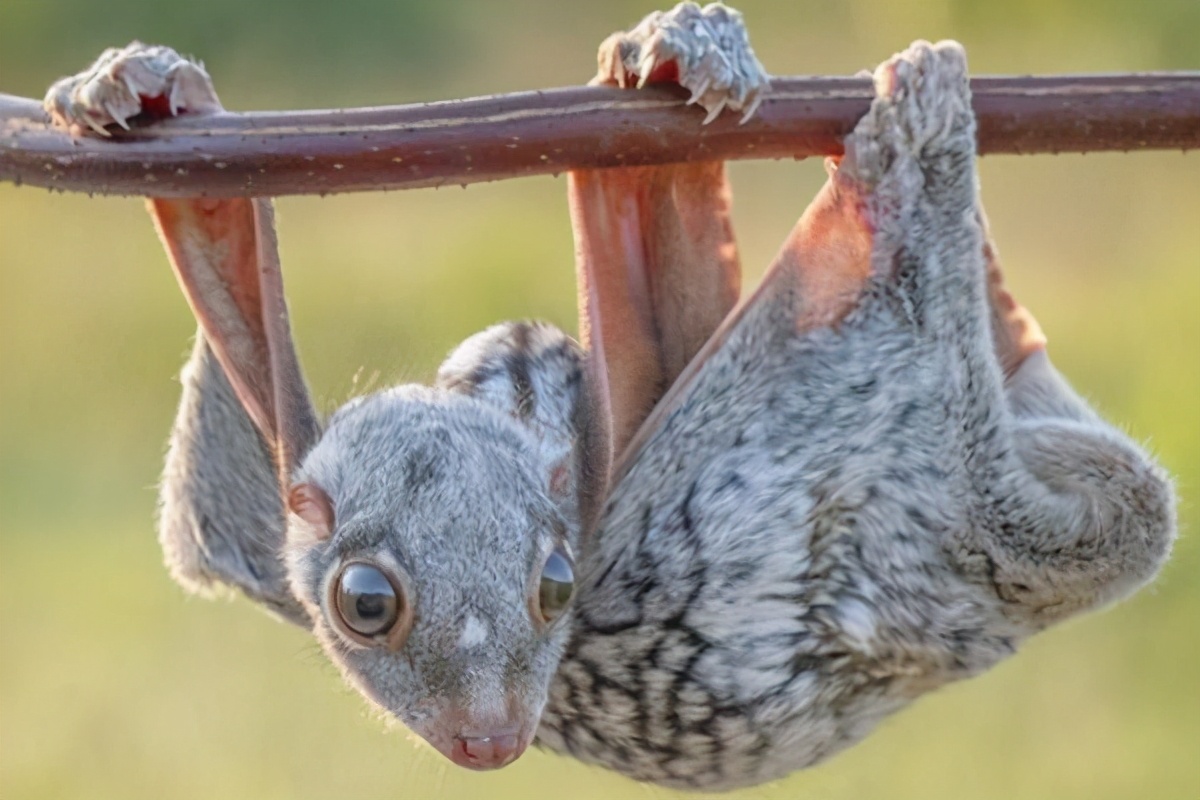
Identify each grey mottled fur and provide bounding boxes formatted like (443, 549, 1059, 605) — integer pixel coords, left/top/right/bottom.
(537, 36, 1174, 790)
(159, 336, 308, 626)
(47, 3, 1175, 791)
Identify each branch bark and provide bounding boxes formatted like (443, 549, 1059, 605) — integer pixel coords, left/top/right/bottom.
(2, 73, 1197, 198)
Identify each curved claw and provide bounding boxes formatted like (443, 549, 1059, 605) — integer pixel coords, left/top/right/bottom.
(105, 103, 132, 130)
(701, 96, 727, 125)
(738, 93, 764, 124)
(636, 52, 660, 89)
(686, 74, 713, 105)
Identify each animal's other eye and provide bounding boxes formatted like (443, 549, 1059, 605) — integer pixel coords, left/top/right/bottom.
(334, 563, 401, 638)
(537, 547, 576, 624)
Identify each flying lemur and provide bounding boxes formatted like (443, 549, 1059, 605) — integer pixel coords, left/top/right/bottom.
(45, 2, 1174, 791)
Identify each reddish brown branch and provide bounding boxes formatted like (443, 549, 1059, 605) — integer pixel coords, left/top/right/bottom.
(1, 74, 1197, 198)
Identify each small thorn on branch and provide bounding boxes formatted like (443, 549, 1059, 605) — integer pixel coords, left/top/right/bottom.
(1, 73, 1197, 199)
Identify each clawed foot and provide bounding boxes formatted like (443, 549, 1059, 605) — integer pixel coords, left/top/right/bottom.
(44, 42, 221, 136)
(595, 1, 770, 124)
(825, 39, 984, 331)
(841, 40, 974, 190)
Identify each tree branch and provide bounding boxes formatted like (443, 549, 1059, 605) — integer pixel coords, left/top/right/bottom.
(2, 74, 1197, 198)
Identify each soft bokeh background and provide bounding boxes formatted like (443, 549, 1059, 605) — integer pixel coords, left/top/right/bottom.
(1, 0, 1197, 798)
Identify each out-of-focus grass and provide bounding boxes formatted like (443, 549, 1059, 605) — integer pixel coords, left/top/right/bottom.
(1, 1, 1198, 798)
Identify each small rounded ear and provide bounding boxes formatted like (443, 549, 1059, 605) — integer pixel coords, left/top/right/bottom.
(548, 460, 570, 497)
(287, 483, 335, 539)
(437, 321, 609, 535)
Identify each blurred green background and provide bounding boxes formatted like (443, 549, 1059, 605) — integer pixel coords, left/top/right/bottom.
(1, 0, 1197, 798)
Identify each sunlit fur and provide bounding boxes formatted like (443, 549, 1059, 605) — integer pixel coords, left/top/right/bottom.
(51, 4, 1176, 792)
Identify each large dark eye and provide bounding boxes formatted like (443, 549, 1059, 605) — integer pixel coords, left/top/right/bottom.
(335, 563, 400, 637)
(537, 547, 575, 623)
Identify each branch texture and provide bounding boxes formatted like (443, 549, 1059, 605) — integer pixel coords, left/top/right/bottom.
(2, 74, 1197, 198)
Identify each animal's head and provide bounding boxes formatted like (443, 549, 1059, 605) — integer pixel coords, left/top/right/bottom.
(286, 326, 590, 768)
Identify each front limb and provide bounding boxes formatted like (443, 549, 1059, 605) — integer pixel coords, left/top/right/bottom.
(569, 2, 769, 464)
(46, 44, 311, 626)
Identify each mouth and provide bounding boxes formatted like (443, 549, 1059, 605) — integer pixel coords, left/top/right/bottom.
(414, 715, 536, 771)
(403, 687, 543, 770)
(443, 726, 529, 770)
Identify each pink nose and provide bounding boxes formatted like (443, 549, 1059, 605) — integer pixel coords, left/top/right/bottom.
(449, 732, 525, 770)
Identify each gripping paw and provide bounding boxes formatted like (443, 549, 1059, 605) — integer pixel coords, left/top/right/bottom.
(44, 42, 221, 136)
(595, 2, 770, 124)
(842, 41, 974, 189)
(838, 41, 981, 307)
